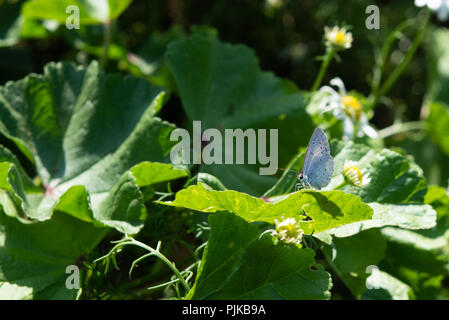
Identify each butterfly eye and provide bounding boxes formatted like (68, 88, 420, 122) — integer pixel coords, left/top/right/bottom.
(298, 173, 303, 180)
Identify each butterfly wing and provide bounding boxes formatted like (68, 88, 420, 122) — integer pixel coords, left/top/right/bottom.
(302, 128, 334, 189)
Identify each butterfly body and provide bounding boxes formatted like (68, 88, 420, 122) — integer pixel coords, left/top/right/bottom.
(297, 128, 334, 190)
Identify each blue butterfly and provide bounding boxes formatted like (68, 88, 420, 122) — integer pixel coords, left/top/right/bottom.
(297, 128, 334, 190)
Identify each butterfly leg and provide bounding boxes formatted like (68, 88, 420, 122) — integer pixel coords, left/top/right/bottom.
(306, 180, 313, 189)
(295, 179, 306, 191)
(298, 181, 312, 190)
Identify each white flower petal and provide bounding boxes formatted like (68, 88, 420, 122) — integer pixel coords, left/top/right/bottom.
(428, 0, 443, 10)
(362, 124, 378, 138)
(415, 0, 427, 7)
(343, 117, 354, 138)
(319, 86, 340, 98)
(329, 77, 347, 96)
(415, 0, 449, 21)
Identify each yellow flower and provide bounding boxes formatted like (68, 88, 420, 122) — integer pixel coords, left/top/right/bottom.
(341, 95, 362, 122)
(272, 217, 304, 245)
(324, 26, 353, 50)
(319, 77, 378, 139)
(343, 160, 371, 187)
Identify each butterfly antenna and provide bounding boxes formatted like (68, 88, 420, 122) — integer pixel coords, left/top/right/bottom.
(277, 167, 300, 175)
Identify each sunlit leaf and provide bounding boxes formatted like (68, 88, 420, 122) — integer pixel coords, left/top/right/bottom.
(158, 183, 373, 234)
(0, 61, 187, 234)
(22, 0, 133, 24)
(187, 212, 331, 300)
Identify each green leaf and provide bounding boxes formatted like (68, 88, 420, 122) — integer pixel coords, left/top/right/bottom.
(187, 212, 331, 300)
(20, 17, 53, 39)
(424, 28, 449, 157)
(375, 186, 449, 299)
(314, 142, 435, 243)
(316, 141, 437, 298)
(130, 162, 188, 188)
(201, 165, 277, 197)
(317, 203, 437, 241)
(425, 28, 449, 105)
(0, 162, 30, 219)
(426, 185, 449, 222)
(426, 102, 449, 157)
(0, 209, 108, 299)
(315, 140, 435, 240)
(295, 191, 373, 234)
(330, 140, 427, 203)
(165, 31, 314, 195)
(362, 269, 414, 300)
(322, 229, 387, 298)
(158, 183, 269, 220)
(158, 183, 373, 234)
(130, 25, 185, 78)
(0, 61, 187, 234)
(22, 0, 133, 24)
(0, 145, 37, 192)
(0, 61, 189, 298)
(197, 173, 227, 191)
(396, 134, 449, 192)
(0, 1, 22, 47)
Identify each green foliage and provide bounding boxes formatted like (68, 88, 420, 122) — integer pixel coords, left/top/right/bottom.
(166, 32, 315, 195)
(0, 0, 22, 47)
(0, 61, 188, 299)
(187, 212, 331, 300)
(312, 140, 438, 299)
(158, 183, 373, 234)
(427, 102, 449, 157)
(322, 229, 387, 298)
(0, 210, 106, 299)
(377, 186, 449, 299)
(426, 28, 449, 106)
(0, 0, 448, 301)
(0, 60, 186, 233)
(22, 0, 134, 24)
(363, 269, 414, 300)
(331, 140, 427, 203)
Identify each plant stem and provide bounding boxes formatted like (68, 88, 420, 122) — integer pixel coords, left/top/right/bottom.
(372, 10, 430, 108)
(322, 249, 359, 299)
(101, 19, 112, 69)
(311, 47, 336, 92)
(128, 239, 191, 292)
(369, 19, 415, 109)
(334, 179, 348, 190)
(377, 121, 426, 139)
(95, 237, 191, 295)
